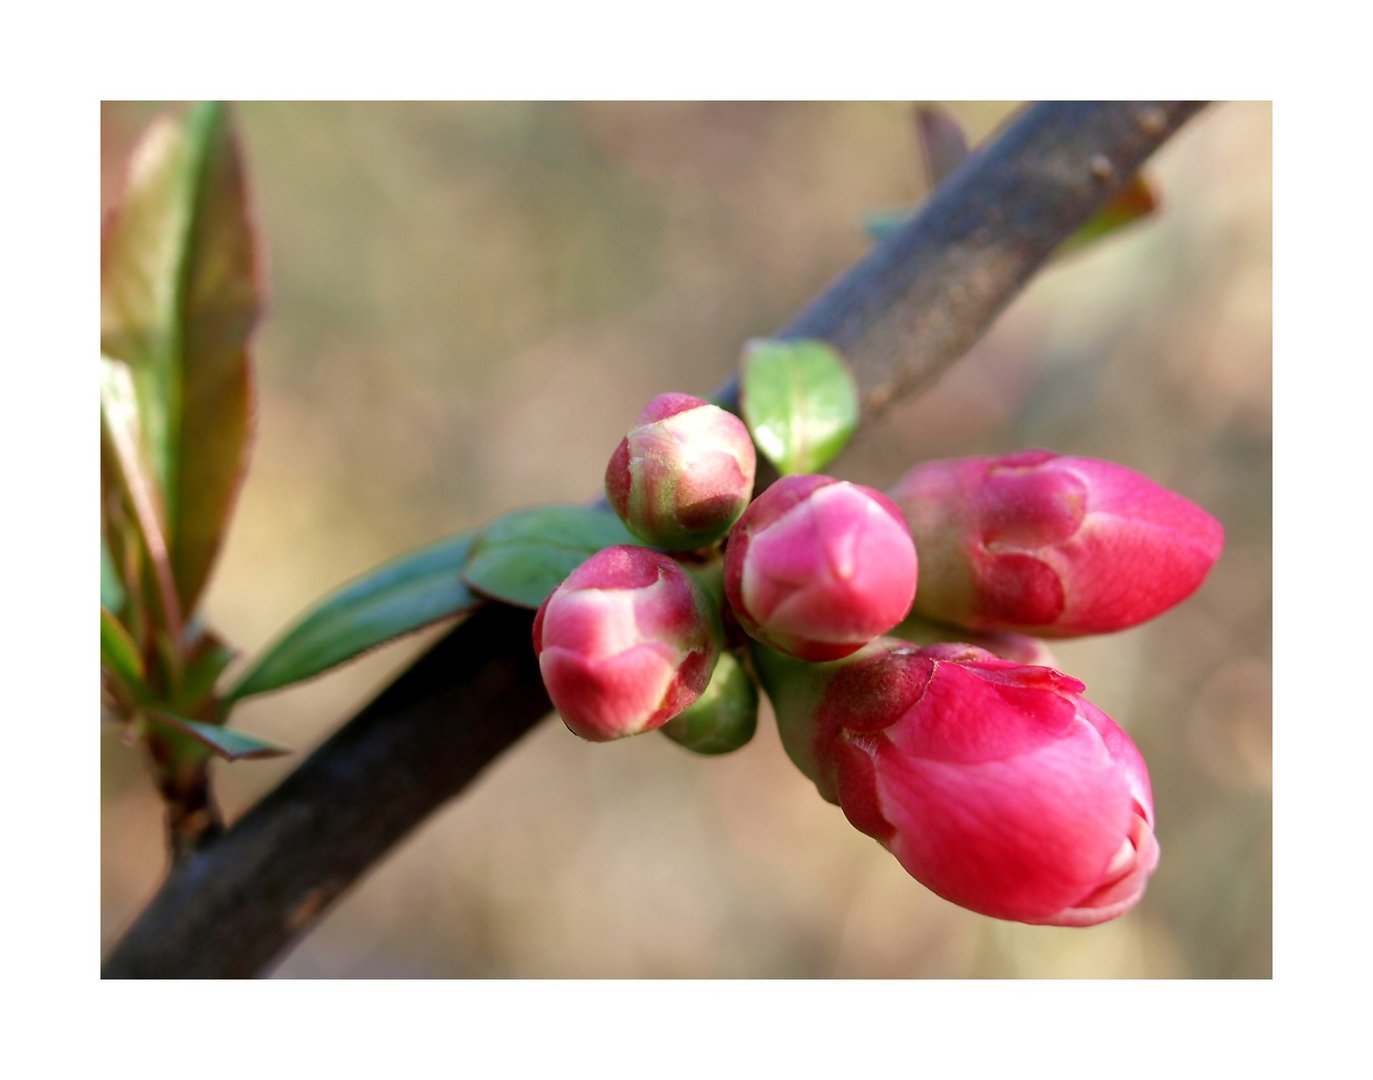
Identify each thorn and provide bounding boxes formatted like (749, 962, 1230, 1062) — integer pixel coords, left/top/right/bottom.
(1138, 106, 1168, 137)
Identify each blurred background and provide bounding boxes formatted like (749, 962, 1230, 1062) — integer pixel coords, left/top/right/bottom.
(101, 101, 1271, 978)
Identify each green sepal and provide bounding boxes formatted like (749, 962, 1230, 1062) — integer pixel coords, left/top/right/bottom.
(659, 650, 759, 755)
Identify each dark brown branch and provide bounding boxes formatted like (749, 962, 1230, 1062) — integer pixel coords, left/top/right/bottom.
(103, 101, 1205, 978)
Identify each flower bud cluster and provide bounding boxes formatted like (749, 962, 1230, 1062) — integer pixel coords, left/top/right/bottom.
(528, 392, 1223, 930)
(536, 393, 918, 744)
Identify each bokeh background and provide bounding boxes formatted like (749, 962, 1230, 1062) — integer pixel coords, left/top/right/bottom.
(101, 101, 1271, 978)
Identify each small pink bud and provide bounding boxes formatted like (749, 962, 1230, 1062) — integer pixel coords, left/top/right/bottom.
(889, 450, 1224, 636)
(759, 640, 1158, 926)
(605, 393, 757, 550)
(533, 546, 722, 742)
(724, 475, 918, 661)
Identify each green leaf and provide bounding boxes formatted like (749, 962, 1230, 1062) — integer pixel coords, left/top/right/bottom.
(146, 713, 288, 762)
(226, 532, 482, 703)
(101, 535, 127, 614)
(462, 505, 643, 608)
(101, 606, 145, 696)
(174, 626, 236, 711)
(101, 101, 261, 615)
(1057, 174, 1160, 257)
(863, 208, 914, 244)
(740, 339, 860, 475)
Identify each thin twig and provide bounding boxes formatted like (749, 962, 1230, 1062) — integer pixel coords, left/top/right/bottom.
(103, 101, 1206, 978)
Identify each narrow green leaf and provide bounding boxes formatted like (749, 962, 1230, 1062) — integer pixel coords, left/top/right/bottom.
(147, 713, 288, 762)
(101, 101, 261, 615)
(740, 339, 860, 475)
(462, 505, 643, 608)
(101, 606, 145, 695)
(863, 208, 915, 244)
(101, 535, 127, 614)
(227, 532, 481, 702)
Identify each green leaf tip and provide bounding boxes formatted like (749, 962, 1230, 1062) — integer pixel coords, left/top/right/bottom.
(461, 505, 645, 609)
(227, 531, 481, 703)
(147, 712, 288, 762)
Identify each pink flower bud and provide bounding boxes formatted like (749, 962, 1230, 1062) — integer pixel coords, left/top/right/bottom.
(605, 393, 757, 550)
(533, 546, 722, 742)
(724, 475, 918, 661)
(889, 450, 1224, 636)
(760, 640, 1158, 926)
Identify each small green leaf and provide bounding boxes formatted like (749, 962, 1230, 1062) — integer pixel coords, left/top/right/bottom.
(740, 339, 859, 475)
(101, 606, 145, 695)
(226, 532, 481, 702)
(102, 102, 261, 615)
(863, 208, 914, 244)
(147, 712, 288, 761)
(1057, 174, 1160, 257)
(462, 505, 643, 608)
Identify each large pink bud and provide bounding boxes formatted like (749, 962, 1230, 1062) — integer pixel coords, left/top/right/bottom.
(889, 450, 1224, 637)
(759, 640, 1158, 926)
(724, 475, 918, 661)
(605, 393, 757, 550)
(533, 546, 722, 742)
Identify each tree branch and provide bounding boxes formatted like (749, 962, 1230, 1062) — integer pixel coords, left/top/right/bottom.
(103, 101, 1206, 978)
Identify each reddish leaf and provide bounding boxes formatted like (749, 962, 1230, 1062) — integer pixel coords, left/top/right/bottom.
(915, 105, 971, 188)
(1058, 174, 1161, 256)
(101, 102, 261, 614)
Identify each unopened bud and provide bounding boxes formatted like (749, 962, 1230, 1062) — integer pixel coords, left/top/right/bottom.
(758, 638, 1158, 927)
(533, 546, 722, 742)
(724, 475, 917, 661)
(605, 393, 757, 550)
(890, 450, 1223, 637)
